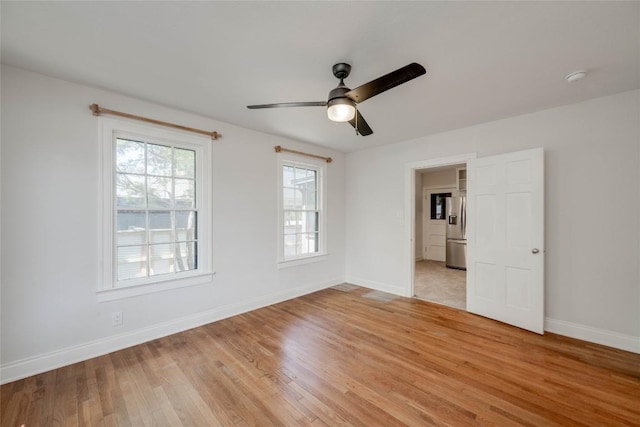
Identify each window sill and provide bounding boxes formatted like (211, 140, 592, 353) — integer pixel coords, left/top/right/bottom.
(277, 254, 328, 269)
(97, 272, 215, 302)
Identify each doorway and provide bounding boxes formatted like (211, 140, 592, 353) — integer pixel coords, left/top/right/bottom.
(406, 149, 544, 334)
(414, 164, 467, 310)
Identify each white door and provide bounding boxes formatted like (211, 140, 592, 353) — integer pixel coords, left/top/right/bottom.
(424, 189, 454, 261)
(466, 148, 544, 333)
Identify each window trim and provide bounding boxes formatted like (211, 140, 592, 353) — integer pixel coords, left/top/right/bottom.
(98, 117, 213, 299)
(277, 153, 327, 267)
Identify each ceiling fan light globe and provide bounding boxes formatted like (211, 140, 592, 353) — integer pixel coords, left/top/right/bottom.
(327, 99, 356, 122)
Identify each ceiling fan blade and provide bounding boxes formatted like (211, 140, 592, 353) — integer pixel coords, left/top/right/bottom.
(345, 63, 426, 104)
(348, 110, 373, 136)
(247, 101, 326, 109)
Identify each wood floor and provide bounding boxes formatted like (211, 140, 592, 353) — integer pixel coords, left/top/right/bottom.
(2, 286, 639, 426)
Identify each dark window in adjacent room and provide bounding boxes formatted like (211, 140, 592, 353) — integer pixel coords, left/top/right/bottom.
(430, 192, 452, 220)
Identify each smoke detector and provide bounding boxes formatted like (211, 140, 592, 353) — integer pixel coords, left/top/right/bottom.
(565, 70, 587, 83)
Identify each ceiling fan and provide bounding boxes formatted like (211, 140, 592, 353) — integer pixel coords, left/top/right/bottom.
(247, 62, 426, 136)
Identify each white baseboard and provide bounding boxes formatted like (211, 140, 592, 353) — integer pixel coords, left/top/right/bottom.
(545, 317, 640, 354)
(1, 277, 343, 385)
(345, 276, 408, 297)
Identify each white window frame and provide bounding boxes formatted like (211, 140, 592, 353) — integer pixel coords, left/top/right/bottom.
(277, 153, 328, 268)
(98, 117, 213, 301)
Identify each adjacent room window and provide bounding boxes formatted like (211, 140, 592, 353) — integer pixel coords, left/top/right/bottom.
(430, 192, 452, 220)
(278, 155, 326, 265)
(99, 118, 212, 298)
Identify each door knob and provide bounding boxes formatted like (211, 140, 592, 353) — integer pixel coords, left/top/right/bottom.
(531, 248, 540, 254)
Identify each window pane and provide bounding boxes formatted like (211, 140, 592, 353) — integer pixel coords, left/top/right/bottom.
(284, 234, 296, 257)
(284, 211, 318, 234)
(283, 188, 296, 209)
(176, 241, 197, 271)
(299, 233, 309, 255)
(117, 246, 147, 280)
(284, 211, 300, 234)
(149, 244, 174, 276)
(304, 211, 318, 233)
(295, 234, 305, 256)
(174, 179, 195, 209)
(176, 211, 197, 241)
(307, 232, 319, 253)
(295, 189, 305, 209)
(304, 190, 317, 210)
(306, 169, 317, 191)
(116, 139, 145, 173)
(149, 211, 172, 243)
(147, 143, 172, 177)
(283, 165, 295, 187)
(284, 211, 294, 234)
(294, 166, 306, 182)
(117, 211, 147, 245)
(175, 148, 195, 178)
(116, 173, 146, 208)
(296, 232, 318, 255)
(148, 176, 172, 208)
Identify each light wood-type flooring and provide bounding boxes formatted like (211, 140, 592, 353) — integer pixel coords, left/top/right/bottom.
(2, 285, 639, 426)
(414, 260, 466, 310)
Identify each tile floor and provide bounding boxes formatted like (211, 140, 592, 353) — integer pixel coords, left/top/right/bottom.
(414, 259, 466, 310)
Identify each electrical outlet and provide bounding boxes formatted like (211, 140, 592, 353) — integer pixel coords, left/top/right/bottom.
(112, 311, 123, 326)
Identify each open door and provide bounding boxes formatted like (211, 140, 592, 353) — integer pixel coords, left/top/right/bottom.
(466, 148, 544, 333)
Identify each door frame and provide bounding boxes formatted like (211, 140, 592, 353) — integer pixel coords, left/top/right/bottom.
(405, 153, 477, 298)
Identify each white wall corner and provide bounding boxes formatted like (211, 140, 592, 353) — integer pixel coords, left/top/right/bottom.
(0, 277, 344, 385)
(545, 317, 640, 354)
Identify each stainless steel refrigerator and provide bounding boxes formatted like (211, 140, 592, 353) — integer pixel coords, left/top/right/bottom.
(446, 196, 467, 270)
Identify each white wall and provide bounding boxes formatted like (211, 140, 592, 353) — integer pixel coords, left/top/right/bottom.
(0, 65, 346, 382)
(346, 90, 640, 350)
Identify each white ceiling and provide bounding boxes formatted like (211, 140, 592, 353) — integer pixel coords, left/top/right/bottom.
(2, 1, 639, 153)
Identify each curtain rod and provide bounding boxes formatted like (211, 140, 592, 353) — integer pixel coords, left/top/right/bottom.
(89, 104, 221, 140)
(274, 146, 332, 163)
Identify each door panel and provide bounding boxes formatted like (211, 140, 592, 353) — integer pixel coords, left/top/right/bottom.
(507, 192, 532, 248)
(475, 262, 496, 300)
(467, 148, 544, 334)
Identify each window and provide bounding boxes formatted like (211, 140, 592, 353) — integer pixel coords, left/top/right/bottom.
(430, 192, 451, 220)
(99, 118, 212, 299)
(278, 155, 326, 265)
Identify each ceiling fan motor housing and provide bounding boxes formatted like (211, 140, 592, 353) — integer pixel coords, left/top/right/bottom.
(328, 86, 352, 102)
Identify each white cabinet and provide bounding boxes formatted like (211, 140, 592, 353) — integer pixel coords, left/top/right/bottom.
(426, 222, 446, 261)
(457, 168, 467, 193)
